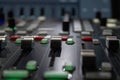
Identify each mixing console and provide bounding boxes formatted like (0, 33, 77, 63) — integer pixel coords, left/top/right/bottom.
(0, 13, 120, 80)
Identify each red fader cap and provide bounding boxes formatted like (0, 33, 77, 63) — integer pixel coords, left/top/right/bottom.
(82, 36, 93, 41)
(62, 36, 68, 41)
(34, 36, 44, 41)
(10, 35, 21, 41)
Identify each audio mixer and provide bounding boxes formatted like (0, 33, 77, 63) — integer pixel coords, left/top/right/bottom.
(0, 6, 120, 80)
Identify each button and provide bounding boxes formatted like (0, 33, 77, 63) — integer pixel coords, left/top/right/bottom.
(106, 23, 117, 28)
(92, 39, 100, 45)
(3, 70, 29, 78)
(10, 35, 21, 41)
(26, 60, 37, 71)
(0, 30, 6, 35)
(59, 31, 69, 35)
(16, 31, 27, 35)
(38, 16, 46, 21)
(4, 78, 22, 80)
(13, 26, 17, 31)
(34, 36, 44, 41)
(43, 71, 69, 79)
(107, 18, 117, 23)
(103, 29, 112, 36)
(63, 62, 75, 73)
(5, 28, 13, 32)
(51, 36, 61, 40)
(21, 36, 34, 39)
(81, 31, 91, 36)
(66, 38, 74, 45)
(64, 65, 74, 73)
(44, 35, 51, 39)
(82, 36, 93, 41)
(101, 62, 112, 72)
(37, 31, 48, 36)
(62, 36, 68, 41)
(15, 39, 21, 44)
(93, 18, 100, 23)
(40, 39, 48, 44)
(85, 72, 112, 80)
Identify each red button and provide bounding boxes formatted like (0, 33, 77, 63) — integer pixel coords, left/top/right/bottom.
(62, 36, 68, 41)
(34, 36, 44, 41)
(82, 36, 93, 41)
(10, 35, 21, 41)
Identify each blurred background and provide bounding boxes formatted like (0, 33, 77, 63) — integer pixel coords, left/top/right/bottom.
(0, 0, 119, 19)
